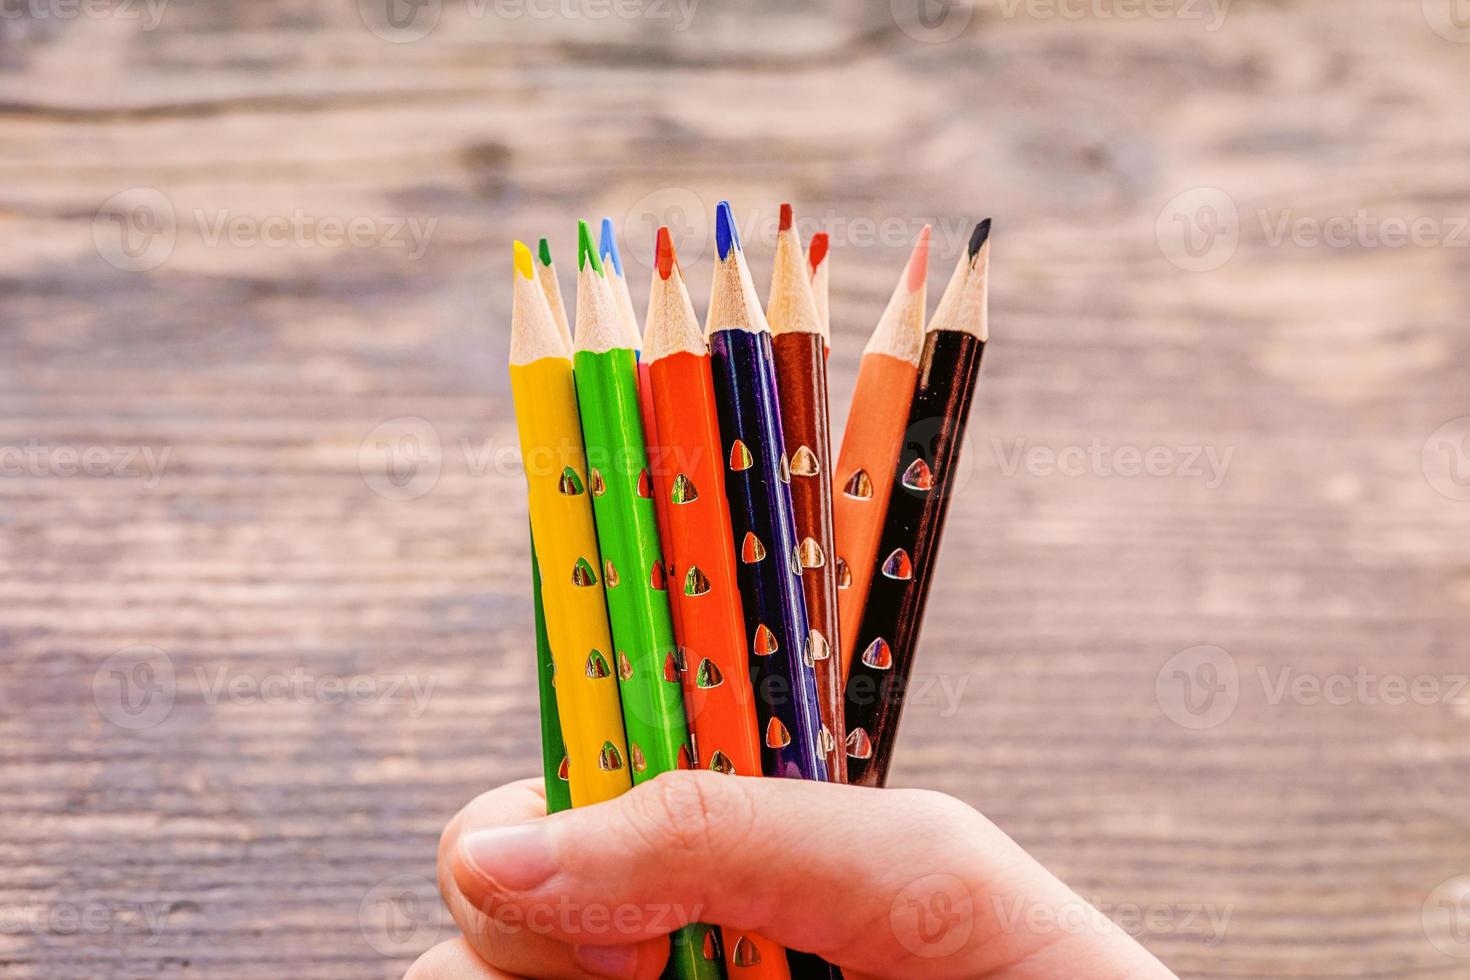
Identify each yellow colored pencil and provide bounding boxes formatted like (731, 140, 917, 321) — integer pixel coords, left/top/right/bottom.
(510, 239, 632, 807)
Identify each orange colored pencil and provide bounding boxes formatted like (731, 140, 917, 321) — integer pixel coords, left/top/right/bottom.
(832, 225, 931, 677)
(644, 226, 791, 977)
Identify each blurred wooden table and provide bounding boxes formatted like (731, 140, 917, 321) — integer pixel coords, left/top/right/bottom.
(3, 0, 1469, 976)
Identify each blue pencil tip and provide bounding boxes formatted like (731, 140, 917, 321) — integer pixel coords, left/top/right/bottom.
(599, 218, 623, 277)
(715, 201, 740, 260)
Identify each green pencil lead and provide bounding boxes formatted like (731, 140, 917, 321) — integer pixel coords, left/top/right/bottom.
(577, 220, 604, 275)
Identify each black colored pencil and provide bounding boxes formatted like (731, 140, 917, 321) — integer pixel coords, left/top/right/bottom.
(841, 219, 992, 788)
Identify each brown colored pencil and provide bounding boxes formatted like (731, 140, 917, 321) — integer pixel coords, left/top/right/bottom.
(767, 203, 844, 782)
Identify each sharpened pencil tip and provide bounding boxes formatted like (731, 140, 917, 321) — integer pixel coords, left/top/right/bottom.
(537, 238, 552, 268)
(907, 225, 931, 292)
(655, 226, 676, 280)
(808, 232, 829, 271)
(513, 240, 534, 280)
(577, 220, 603, 275)
(779, 202, 793, 232)
(599, 217, 623, 277)
(715, 201, 740, 260)
(968, 219, 992, 259)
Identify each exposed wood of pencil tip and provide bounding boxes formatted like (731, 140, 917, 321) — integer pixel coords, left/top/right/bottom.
(642, 228, 705, 362)
(599, 217, 644, 351)
(536, 237, 574, 356)
(574, 221, 628, 355)
(768, 203, 826, 341)
(511, 240, 567, 365)
(928, 219, 991, 341)
(706, 200, 771, 337)
(863, 224, 931, 364)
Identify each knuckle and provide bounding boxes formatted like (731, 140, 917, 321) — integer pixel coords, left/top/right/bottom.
(890, 788, 977, 828)
(625, 771, 755, 858)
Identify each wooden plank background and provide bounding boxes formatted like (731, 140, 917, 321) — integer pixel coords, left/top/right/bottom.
(2, 0, 1469, 976)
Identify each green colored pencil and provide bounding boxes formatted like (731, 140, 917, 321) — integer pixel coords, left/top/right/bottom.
(531, 534, 572, 816)
(571, 220, 691, 779)
(572, 220, 723, 980)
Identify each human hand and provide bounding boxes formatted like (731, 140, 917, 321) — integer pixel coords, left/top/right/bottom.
(405, 773, 1176, 979)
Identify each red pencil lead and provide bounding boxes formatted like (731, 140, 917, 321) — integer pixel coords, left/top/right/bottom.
(655, 226, 677, 280)
(808, 232, 829, 271)
(906, 225, 931, 293)
(778, 202, 793, 232)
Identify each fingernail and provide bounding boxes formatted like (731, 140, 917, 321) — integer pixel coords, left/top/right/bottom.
(457, 823, 558, 891)
(574, 943, 640, 979)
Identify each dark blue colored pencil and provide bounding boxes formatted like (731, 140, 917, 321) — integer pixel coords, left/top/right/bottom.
(705, 201, 828, 782)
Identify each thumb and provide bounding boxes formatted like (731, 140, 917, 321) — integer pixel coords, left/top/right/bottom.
(448, 772, 1172, 979)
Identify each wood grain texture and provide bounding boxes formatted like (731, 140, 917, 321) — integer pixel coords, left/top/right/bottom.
(2, 1, 1469, 977)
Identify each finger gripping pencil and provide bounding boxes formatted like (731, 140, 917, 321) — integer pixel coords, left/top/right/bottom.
(706, 201, 828, 783)
(842, 220, 992, 788)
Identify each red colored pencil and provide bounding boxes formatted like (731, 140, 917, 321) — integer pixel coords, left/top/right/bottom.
(806, 232, 829, 336)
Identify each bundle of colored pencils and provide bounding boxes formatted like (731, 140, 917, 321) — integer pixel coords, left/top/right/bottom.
(510, 204, 992, 977)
